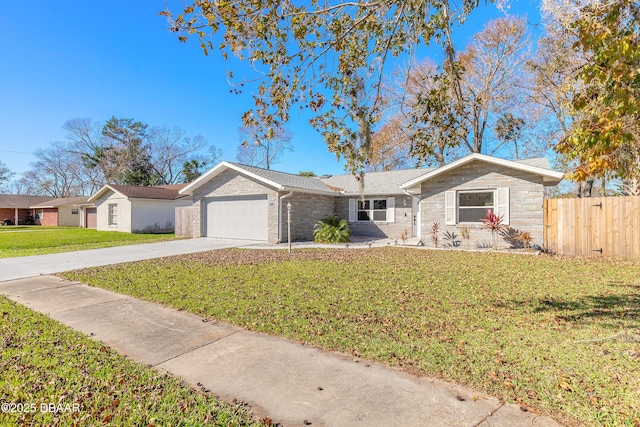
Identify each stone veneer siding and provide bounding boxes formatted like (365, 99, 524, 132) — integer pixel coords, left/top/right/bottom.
(280, 192, 335, 241)
(419, 161, 545, 249)
(334, 195, 414, 240)
(191, 169, 280, 241)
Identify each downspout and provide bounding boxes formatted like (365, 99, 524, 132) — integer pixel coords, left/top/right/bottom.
(278, 191, 293, 243)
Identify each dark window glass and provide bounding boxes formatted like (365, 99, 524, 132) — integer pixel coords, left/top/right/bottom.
(459, 192, 493, 207)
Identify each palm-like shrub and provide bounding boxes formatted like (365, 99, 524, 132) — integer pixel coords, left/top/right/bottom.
(313, 216, 351, 243)
(481, 210, 505, 249)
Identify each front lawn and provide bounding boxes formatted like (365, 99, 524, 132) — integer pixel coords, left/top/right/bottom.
(0, 296, 261, 426)
(61, 248, 640, 426)
(0, 227, 176, 258)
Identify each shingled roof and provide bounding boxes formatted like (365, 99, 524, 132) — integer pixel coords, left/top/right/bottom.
(179, 161, 337, 196)
(319, 168, 433, 196)
(227, 162, 337, 194)
(0, 194, 55, 208)
(88, 184, 189, 202)
(30, 196, 90, 208)
(180, 154, 563, 198)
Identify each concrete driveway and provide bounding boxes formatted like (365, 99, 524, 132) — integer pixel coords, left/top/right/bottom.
(0, 238, 262, 282)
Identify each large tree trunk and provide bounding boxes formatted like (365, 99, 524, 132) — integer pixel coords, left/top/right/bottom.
(578, 179, 594, 198)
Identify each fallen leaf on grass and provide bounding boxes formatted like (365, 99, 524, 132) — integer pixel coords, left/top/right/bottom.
(557, 379, 573, 392)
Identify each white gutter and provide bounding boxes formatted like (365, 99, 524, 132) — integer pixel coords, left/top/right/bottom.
(402, 189, 420, 197)
(278, 191, 294, 243)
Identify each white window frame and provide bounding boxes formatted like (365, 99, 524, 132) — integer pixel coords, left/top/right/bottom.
(349, 197, 395, 223)
(457, 190, 495, 224)
(445, 188, 509, 225)
(108, 203, 118, 226)
(356, 198, 387, 222)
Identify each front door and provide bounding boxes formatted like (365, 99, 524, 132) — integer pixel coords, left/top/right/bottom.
(412, 197, 420, 238)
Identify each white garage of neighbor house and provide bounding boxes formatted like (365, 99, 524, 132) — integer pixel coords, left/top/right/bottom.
(88, 184, 192, 233)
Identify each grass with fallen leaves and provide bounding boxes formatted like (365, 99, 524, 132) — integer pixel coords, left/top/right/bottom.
(0, 226, 175, 258)
(0, 296, 261, 426)
(61, 248, 640, 426)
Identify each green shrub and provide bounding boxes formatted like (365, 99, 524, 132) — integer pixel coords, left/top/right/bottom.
(313, 216, 351, 243)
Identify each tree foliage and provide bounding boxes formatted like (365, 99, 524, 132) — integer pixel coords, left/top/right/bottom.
(495, 113, 525, 159)
(380, 16, 534, 167)
(163, 0, 481, 173)
(555, 0, 640, 183)
(237, 123, 293, 169)
(0, 160, 14, 191)
(367, 116, 415, 171)
(65, 117, 219, 187)
(14, 117, 220, 195)
(97, 117, 158, 186)
(20, 142, 99, 197)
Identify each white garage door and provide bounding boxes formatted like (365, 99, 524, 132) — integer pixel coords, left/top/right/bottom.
(205, 195, 269, 240)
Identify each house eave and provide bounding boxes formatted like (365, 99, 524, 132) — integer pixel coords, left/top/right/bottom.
(335, 191, 407, 197)
(400, 153, 565, 189)
(179, 161, 285, 195)
(87, 185, 121, 203)
(280, 186, 337, 196)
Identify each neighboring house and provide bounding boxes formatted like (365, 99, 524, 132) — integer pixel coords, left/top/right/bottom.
(30, 196, 91, 227)
(179, 153, 564, 248)
(0, 194, 54, 225)
(88, 184, 192, 233)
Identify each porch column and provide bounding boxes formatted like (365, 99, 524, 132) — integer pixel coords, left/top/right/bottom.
(14, 208, 18, 225)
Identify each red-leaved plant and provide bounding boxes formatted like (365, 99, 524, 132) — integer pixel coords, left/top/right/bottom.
(431, 222, 440, 248)
(481, 210, 505, 249)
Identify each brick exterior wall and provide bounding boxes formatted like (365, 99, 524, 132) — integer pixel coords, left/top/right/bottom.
(419, 161, 545, 249)
(334, 195, 414, 240)
(1, 208, 17, 224)
(280, 192, 335, 241)
(191, 170, 279, 241)
(39, 208, 58, 226)
(0, 208, 30, 225)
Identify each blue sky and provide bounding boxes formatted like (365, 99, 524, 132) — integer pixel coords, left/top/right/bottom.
(0, 1, 543, 179)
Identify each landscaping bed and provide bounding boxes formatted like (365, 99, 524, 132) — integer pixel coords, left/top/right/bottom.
(0, 227, 176, 258)
(60, 248, 640, 425)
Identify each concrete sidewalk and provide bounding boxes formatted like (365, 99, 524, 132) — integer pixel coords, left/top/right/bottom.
(0, 275, 561, 427)
(0, 238, 262, 282)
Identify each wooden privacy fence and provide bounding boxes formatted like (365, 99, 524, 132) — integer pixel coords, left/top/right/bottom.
(544, 196, 640, 257)
(175, 206, 193, 238)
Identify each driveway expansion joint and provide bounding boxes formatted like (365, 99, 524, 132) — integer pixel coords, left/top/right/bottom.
(57, 296, 130, 313)
(473, 401, 506, 427)
(154, 330, 240, 367)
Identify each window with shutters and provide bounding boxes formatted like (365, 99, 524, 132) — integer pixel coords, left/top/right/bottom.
(357, 199, 387, 221)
